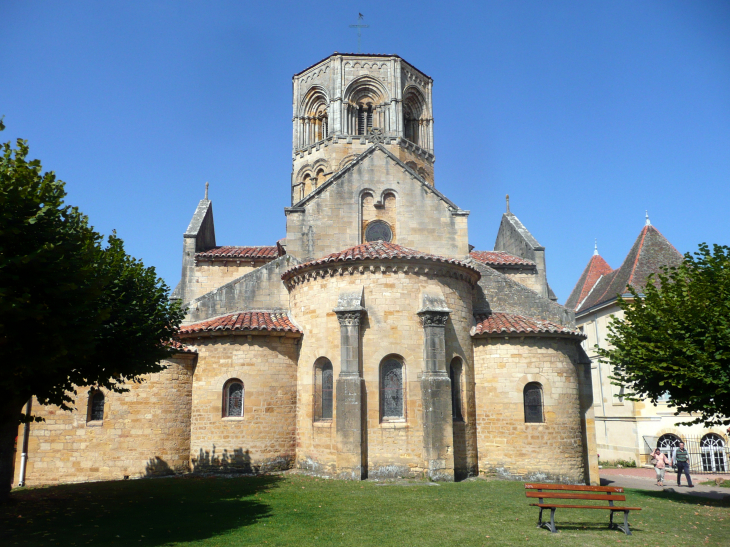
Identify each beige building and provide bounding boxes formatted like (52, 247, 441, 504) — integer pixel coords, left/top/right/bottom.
(15, 53, 599, 487)
(566, 219, 729, 472)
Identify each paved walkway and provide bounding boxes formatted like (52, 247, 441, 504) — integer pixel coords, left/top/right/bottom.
(600, 467, 730, 501)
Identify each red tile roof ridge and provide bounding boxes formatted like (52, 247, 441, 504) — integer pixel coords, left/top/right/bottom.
(282, 241, 480, 278)
(179, 310, 302, 335)
(471, 312, 584, 338)
(195, 246, 279, 260)
(469, 250, 536, 267)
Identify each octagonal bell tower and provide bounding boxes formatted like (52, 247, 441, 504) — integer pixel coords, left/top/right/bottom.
(291, 53, 435, 205)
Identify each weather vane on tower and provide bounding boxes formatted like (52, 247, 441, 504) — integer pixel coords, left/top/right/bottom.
(349, 13, 369, 53)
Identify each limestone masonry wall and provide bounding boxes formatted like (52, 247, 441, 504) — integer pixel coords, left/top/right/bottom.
(185, 262, 268, 303)
(15, 356, 195, 486)
(289, 265, 476, 478)
(188, 335, 299, 473)
(473, 337, 587, 484)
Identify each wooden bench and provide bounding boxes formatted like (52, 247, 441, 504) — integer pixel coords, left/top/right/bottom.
(525, 483, 642, 535)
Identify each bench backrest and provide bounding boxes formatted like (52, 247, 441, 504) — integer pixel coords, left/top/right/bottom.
(525, 483, 626, 504)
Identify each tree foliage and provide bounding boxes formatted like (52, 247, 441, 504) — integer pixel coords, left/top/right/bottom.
(0, 138, 185, 498)
(598, 243, 730, 426)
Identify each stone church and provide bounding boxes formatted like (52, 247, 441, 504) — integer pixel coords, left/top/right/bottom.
(14, 53, 599, 487)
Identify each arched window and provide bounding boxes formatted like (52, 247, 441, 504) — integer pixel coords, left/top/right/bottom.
(358, 105, 373, 135)
(523, 382, 544, 423)
(403, 87, 427, 146)
(314, 359, 334, 421)
(380, 357, 404, 421)
(450, 357, 463, 422)
(87, 391, 105, 423)
(701, 433, 727, 473)
(657, 433, 682, 460)
(315, 168, 325, 189)
(223, 379, 244, 418)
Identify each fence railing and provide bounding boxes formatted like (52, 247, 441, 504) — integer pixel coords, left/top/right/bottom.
(643, 434, 729, 474)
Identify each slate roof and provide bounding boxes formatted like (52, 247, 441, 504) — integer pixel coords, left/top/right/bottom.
(471, 312, 584, 338)
(195, 246, 279, 260)
(568, 225, 683, 313)
(469, 250, 536, 268)
(282, 241, 479, 278)
(179, 312, 301, 334)
(565, 254, 613, 311)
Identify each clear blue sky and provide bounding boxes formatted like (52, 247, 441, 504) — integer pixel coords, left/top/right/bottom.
(2, 0, 729, 303)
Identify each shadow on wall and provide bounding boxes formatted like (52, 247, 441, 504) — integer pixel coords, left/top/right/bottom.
(193, 447, 293, 474)
(145, 457, 176, 477)
(5, 474, 283, 546)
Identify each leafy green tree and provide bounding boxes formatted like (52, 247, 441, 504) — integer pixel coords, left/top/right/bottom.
(598, 243, 730, 427)
(0, 139, 184, 500)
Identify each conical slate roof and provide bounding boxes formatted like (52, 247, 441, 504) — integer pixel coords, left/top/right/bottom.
(569, 225, 683, 313)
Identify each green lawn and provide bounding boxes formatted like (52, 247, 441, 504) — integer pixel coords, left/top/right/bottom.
(2, 474, 729, 546)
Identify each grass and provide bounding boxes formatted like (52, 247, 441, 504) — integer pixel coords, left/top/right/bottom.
(700, 479, 730, 488)
(2, 474, 729, 547)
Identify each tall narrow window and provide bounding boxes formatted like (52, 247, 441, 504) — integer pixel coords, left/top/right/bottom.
(366, 106, 373, 133)
(358, 106, 366, 135)
(321, 115, 328, 139)
(450, 358, 463, 422)
(314, 359, 333, 421)
(380, 358, 404, 420)
(523, 382, 543, 423)
(88, 391, 105, 422)
(223, 379, 244, 417)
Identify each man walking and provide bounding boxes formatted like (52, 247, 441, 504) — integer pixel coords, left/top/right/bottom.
(672, 442, 694, 487)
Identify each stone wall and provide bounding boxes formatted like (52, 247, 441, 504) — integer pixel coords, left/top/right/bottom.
(286, 145, 469, 262)
(184, 262, 268, 304)
(187, 334, 299, 473)
(184, 255, 300, 324)
(14, 356, 196, 486)
(288, 262, 476, 479)
(472, 336, 588, 484)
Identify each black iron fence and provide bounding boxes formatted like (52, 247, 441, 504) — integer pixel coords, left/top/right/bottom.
(643, 434, 729, 474)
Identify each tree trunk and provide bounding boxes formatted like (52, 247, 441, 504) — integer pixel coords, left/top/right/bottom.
(0, 399, 25, 503)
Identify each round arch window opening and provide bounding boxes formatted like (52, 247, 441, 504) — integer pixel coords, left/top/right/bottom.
(365, 220, 393, 243)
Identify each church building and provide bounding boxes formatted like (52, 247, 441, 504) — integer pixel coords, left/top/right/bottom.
(14, 54, 599, 486)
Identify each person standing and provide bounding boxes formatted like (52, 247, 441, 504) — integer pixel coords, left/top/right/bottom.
(672, 442, 694, 487)
(650, 448, 671, 487)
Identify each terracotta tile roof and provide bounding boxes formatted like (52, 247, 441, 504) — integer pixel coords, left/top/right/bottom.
(179, 312, 301, 334)
(469, 250, 535, 267)
(168, 339, 198, 353)
(195, 246, 279, 260)
(282, 241, 479, 277)
(574, 225, 683, 313)
(565, 254, 613, 311)
(471, 312, 584, 338)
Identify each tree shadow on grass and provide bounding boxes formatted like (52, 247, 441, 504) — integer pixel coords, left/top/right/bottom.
(629, 487, 730, 508)
(2, 474, 283, 546)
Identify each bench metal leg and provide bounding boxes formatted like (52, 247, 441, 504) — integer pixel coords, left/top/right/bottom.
(548, 508, 557, 533)
(616, 511, 632, 536)
(609, 510, 615, 529)
(537, 508, 543, 528)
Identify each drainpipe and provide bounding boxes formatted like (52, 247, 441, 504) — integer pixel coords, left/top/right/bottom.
(18, 398, 32, 487)
(594, 314, 608, 440)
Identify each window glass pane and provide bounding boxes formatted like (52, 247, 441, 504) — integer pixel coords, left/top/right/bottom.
(228, 383, 243, 417)
(450, 364, 463, 421)
(322, 367, 333, 420)
(524, 383, 543, 423)
(365, 220, 392, 243)
(382, 360, 403, 418)
(90, 393, 104, 421)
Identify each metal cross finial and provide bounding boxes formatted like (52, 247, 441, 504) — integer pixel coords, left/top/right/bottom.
(645, 210, 651, 226)
(594, 239, 599, 256)
(349, 13, 369, 53)
(506, 194, 510, 213)
(205, 181, 209, 200)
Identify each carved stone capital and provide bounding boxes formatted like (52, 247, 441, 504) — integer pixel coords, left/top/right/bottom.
(417, 310, 450, 328)
(335, 308, 365, 326)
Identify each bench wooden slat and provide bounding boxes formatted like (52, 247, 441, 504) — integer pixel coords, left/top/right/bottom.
(526, 492, 626, 501)
(530, 503, 642, 511)
(525, 483, 624, 493)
